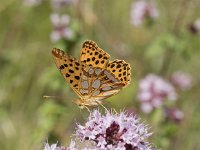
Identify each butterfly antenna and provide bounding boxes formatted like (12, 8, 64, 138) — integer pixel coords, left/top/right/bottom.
(78, 107, 89, 120)
(43, 95, 64, 100)
(79, 108, 83, 118)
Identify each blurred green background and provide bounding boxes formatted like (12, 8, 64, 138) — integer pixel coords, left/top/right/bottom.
(0, 0, 200, 149)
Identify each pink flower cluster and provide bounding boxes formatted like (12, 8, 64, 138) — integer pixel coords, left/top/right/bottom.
(44, 141, 76, 150)
(170, 71, 192, 91)
(164, 107, 184, 122)
(76, 110, 154, 150)
(44, 143, 66, 150)
(44, 110, 155, 150)
(51, 0, 77, 9)
(23, 0, 42, 6)
(137, 74, 177, 113)
(189, 19, 200, 35)
(24, 0, 75, 8)
(50, 13, 74, 42)
(130, 0, 159, 26)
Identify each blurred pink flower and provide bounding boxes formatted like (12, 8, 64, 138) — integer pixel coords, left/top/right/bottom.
(44, 141, 77, 150)
(137, 74, 177, 113)
(76, 109, 154, 150)
(44, 143, 66, 150)
(24, 0, 42, 6)
(189, 19, 200, 35)
(171, 71, 192, 91)
(51, 0, 77, 9)
(164, 107, 184, 122)
(50, 13, 74, 42)
(130, 0, 159, 26)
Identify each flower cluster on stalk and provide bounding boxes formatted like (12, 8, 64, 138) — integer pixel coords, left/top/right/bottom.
(137, 71, 192, 123)
(137, 74, 177, 113)
(130, 0, 159, 26)
(76, 110, 154, 150)
(44, 110, 155, 150)
(51, 0, 77, 9)
(170, 71, 192, 91)
(50, 13, 74, 42)
(189, 19, 200, 35)
(164, 107, 184, 122)
(23, 0, 42, 6)
(23, 0, 76, 43)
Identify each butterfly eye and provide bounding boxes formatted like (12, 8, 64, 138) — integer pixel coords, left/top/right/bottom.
(78, 105, 85, 109)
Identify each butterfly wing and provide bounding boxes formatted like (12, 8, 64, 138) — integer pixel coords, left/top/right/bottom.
(78, 65, 124, 103)
(79, 60, 131, 103)
(78, 40, 111, 98)
(80, 40, 110, 69)
(91, 60, 131, 100)
(52, 48, 83, 98)
(106, 59, 131, 86)
(79, 41, 131, 101)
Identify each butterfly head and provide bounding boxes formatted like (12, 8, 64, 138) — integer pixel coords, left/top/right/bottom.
(73, 99, 87, 109)
(73, 98, 101, 109)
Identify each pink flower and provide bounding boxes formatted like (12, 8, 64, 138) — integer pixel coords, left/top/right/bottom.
(44, 141, 77, 150)
(164, 107, 184, 122)
(137, 74, 177, 113)
(44, 143, 66, 150)
(51, 0, 77, 9)
(189, 19, 200, 35)
(130, 0, 159, 26)
(24, 0, 42, 6)
(76, 109, 154, 150)
(50, 13, 74, 42)
(171, 71, 192, 91)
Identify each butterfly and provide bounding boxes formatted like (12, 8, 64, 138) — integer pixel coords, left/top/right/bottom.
(52, 40, 131, 109)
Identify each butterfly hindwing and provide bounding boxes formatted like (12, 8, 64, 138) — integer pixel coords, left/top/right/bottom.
(79, 65, 124, 100)
(52, 48, 83, 97)
(78, 66, 102, 97)
(106, 60, 131, 86)
(89, 68, 125, 99)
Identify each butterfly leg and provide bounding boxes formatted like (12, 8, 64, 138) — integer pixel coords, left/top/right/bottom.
(96, 101, 108, 111)
(84, 105, 91, 112)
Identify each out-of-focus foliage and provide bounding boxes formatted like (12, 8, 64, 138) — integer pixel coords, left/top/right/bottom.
(0, 0, 200, 149)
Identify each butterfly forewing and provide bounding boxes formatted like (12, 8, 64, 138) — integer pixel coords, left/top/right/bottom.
(52, 48, 83, 98)
(80, 40, 110, 69)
